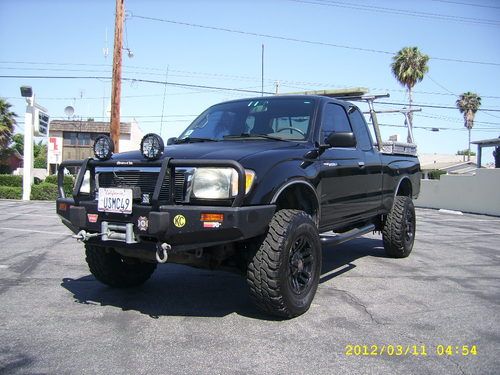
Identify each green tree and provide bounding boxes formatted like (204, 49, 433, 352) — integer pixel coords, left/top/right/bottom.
(34, 141, 47, 168)
(11, 133, 24, 155)
(391, 47, 429, 142)
(0, 98, 17, 149)
(456, 92, 481, 161)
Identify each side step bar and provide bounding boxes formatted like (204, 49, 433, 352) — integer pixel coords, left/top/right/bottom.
(320, 224, 375, 247)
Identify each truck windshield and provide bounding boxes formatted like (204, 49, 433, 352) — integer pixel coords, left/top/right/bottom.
(178, 98, 316, 141)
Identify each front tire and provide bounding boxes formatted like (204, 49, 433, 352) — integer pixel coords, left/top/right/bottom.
(383, 196, 416, 258)
(247, 209, 322, 318)
(85, 244, 157, 288)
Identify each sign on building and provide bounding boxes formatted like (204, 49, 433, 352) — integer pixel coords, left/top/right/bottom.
(48, 136, 62, 165)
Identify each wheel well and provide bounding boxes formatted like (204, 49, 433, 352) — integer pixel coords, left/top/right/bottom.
(396, 178, 412, 197)
(274, 183, 319, 225)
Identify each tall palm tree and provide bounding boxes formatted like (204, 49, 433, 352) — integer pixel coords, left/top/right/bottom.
(391, 46, 429, 142)
(456, 92, 481, 161)
(0, 98, 17, 149)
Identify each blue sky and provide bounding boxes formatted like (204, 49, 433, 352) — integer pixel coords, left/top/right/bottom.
(1, 0, 499, 163)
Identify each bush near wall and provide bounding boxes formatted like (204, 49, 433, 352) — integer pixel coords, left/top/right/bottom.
(30, 182, 59, 200)
(45, 175, 74, 196)
(428, 170, 447, 180)
(0, 186, 22, 199)
(0, 174, 23, 187)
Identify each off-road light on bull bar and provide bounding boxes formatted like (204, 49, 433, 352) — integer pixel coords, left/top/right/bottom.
(140, 133, 164, 160)
(93, 135, 114, 160)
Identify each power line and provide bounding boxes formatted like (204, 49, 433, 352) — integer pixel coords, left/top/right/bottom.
(289, 0, 500, 26)
(428, 0, 500, 10)
(129, 14, 500, 66)
(374, 101, 500, 112)
(3, 60, 500, 99)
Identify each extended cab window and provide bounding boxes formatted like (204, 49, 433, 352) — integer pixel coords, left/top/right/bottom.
(349, 108, 373, 151)
(321, 103, 352, 143)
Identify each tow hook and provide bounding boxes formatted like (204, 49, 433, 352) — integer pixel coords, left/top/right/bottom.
(72, 230, 106, 242)
(156, 243, 171, 264)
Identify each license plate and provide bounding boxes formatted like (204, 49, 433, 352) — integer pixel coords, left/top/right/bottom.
(97, 188, 133, 214)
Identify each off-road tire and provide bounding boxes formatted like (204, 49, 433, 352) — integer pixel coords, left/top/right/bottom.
(383, 196, 416, 258)
(85, 244, 157, 287)
(247, 209, 322, 318)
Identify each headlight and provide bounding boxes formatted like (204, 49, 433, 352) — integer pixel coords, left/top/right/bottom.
(93, 135, 114, 160)
(141, 133, 164, 160)
(191, 168, 255, 199)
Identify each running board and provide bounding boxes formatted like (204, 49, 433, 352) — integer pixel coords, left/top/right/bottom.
(320, 224, 375, 246)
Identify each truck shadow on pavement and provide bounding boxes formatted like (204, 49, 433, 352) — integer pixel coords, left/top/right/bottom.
(60, 237, 387, 320)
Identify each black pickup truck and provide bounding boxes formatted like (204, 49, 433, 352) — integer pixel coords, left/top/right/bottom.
(56, 95, 420, 318)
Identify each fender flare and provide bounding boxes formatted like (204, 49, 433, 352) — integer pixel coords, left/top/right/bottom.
(271, 179, 320, 223)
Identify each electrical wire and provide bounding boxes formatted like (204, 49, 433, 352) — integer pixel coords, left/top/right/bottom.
(129, 13, 500, 66)
(288, 0, 500, 26)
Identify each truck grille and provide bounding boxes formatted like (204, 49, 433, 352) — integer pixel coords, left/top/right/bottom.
(98, 171, 186, 203)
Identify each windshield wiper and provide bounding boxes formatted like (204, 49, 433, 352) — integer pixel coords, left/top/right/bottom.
(174, 137, 218, 144)
(223, 133, 289, 141)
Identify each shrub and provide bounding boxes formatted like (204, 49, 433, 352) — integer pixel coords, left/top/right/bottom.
(45, 174, 74, 196)
(0, 186, 22, 199)
(428, 170, 446, 180)
(0, 174, 23, 187)
(31, 182, 58, 200)
(0, 165, 12, 174)
(30, 182, 59, 200)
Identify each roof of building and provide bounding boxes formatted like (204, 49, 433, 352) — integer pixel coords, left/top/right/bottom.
(49, 120, 132, 134)
(419, 153, 477, 170)
(471, 138, 500, 147)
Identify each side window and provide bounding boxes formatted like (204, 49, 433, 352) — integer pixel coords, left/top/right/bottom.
(349, 108, 373, 151)
(321, 103, 352, 142)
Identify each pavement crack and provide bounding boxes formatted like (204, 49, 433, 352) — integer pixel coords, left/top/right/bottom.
(333, 288, 383, 324)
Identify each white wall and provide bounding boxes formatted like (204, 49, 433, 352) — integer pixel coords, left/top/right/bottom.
(415, 169, 500, 216)
(119, 121, 143, 152)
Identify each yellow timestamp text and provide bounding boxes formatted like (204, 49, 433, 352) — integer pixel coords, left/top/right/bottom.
(344, 344, 478, 357)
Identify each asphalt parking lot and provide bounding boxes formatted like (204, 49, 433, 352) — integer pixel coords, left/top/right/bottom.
(0, 200, 498, 375)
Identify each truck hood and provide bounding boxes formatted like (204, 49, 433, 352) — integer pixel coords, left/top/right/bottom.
(112, 140, 307, 163)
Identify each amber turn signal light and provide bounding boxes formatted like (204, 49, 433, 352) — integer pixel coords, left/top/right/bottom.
(200, 213, 224, 222)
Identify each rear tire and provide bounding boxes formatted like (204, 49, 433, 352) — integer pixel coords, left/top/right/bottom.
(383, 196, 416, 258)
(247, 209, 322, 318)
(85, 244, 157, 288)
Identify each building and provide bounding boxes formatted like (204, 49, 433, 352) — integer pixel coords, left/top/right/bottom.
(419, 153, 478, 178)
(47, 119, 143, 174)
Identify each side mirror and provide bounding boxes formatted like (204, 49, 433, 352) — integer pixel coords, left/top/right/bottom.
(326, 132, 356, 148)
(167, 137, 177, 145)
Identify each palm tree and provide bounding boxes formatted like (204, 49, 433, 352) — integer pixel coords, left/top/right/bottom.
(0, 98, 17, 149)
(456, 92, 481, 161)
(391, 47, 429, 142)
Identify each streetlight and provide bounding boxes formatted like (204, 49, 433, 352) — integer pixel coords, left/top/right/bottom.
(20, 86, 34, 201)
(19, 86, 49, 201)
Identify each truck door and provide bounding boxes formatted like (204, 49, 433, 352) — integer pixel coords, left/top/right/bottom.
(318, 102, 366, 230)
(348, 107, 383, 217)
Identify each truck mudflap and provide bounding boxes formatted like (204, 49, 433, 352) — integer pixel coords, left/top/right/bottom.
(56, 157, 275, 256)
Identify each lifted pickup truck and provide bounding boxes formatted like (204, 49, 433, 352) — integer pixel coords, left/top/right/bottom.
(56, 95, 420, 318)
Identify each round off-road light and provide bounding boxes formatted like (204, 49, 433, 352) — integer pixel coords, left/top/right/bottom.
(140, 133, 164, 160)
(93, 135, 114, 160)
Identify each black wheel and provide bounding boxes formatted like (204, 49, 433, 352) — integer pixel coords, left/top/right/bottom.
(247, 209, 322, 318)
(85, 244, 157, 288)
(382, 196, 416, 258)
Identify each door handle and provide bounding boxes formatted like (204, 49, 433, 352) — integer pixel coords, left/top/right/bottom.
(358, 161, 365, 168)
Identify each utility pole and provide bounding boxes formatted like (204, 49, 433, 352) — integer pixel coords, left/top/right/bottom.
(110, 0, 124, 152)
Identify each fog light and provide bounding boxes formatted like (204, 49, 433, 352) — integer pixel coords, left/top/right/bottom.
(93, 135, 114, 160)
(141, 133, 164, 160)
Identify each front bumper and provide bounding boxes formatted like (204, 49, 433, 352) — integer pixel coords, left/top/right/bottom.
(56, 157, 275, 253)
(57, 198, 275, 252)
